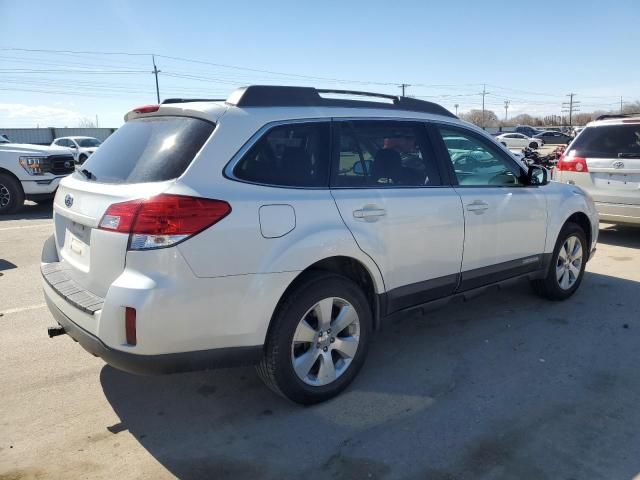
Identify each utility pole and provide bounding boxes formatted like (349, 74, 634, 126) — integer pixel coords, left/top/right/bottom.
(620, 96, 624, 114)
(561, 93, 580, 127)
(480, 84, 490, 129)
(504, 100, 510, 121)
(454, 104, 459, 116)
(152, 55, 161, 103)
(399, 83, 410, 97)
(95, 114, 99, 128)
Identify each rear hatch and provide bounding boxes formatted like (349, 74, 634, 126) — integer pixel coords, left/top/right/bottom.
(51, 114, 216, 298)
(568, 123, 640, 205)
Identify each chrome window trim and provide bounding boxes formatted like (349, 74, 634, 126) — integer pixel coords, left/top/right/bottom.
(223, 115, 467, 190)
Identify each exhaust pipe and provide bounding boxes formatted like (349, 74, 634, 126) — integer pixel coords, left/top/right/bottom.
(48, 325, 66, 338)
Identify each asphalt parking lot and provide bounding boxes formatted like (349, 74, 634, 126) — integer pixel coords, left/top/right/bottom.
(1, 202, 639, 480)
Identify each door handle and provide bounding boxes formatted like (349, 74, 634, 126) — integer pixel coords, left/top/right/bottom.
(353, 206, 386, 221)
(466, 200, 489, 213)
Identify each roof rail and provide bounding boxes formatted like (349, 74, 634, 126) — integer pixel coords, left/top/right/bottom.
(161, 98, 225, 104)
(595, 112, 640, 121)
(225, 85, 457, 118)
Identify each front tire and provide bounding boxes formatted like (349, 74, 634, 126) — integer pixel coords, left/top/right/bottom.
(78, 154, 88, 164)
(529, 142, 539, 149)
(532, 222, 587, 300)
(0, 173, 25, 215)
(257, 272, 372, 405)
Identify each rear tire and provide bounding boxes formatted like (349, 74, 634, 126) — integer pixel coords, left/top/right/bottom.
(0, 173, 25, 215)
(257, 272, 372, 405)
(532, 222, 587, 300)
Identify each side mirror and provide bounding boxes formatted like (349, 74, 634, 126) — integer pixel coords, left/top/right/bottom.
(527, 165, 548, 185)
(353, 160, 373, 176)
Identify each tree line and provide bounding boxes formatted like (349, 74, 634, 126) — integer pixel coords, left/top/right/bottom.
(459, 101, 640, 128)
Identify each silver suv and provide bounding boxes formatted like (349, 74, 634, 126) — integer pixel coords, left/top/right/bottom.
(556, 114, 640, 225)
(42, 86, 598, 404)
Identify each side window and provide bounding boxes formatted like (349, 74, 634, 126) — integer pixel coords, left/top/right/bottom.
(331, 121, 441, 187)
(438, 127, 523, 187)
(234, 122, 330, 187)
(56, 139, 67, 147)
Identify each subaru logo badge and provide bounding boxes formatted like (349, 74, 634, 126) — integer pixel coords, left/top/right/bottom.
(64, 194, 74, 208)
(613, 161, 624, 169)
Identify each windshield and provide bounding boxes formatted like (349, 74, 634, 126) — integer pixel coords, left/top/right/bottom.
(570, 124, 640, 158)
(75, 116, 215, 184)
(76, 138, 102, 147)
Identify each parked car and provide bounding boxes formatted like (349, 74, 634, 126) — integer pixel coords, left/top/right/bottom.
(534, 131, 573, 145)
(515, 125, 544, 137)
(42, 86, 598, 404)
(555, 114, 640, 225)
(0, 138, 75, 214)
(51, 136, 102, 164)
(495, 132, 542, 149)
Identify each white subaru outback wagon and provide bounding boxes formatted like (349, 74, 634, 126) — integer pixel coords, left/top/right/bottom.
(42, 86, 598, 404)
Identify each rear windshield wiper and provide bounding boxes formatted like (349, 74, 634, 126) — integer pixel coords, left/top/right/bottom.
(78, 167, 96, 180)
(618, 153, 640, 159)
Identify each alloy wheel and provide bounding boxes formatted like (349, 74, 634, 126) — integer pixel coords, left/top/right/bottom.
(556, 235, 583, 290)
(291, 297, 360, 386)
(0, 184, 10, 208)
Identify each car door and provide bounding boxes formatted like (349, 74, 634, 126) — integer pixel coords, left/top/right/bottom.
(434, 124, 548, 291)
(330, 119, 465, 313)
(515, 134, 529, 148)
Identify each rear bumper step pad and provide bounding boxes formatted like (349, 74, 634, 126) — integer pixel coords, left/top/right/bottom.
(41, 262, 104, 314)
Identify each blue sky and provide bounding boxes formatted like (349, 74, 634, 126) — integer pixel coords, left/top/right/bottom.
(0, 0, 638, 127)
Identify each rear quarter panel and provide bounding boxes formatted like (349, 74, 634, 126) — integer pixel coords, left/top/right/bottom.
(543, 181, 599, 253)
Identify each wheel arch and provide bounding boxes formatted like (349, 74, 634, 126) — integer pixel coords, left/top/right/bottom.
(0, 167, 23, 186)
(266, 256, 384, 345)
(564, 211, 592, 260)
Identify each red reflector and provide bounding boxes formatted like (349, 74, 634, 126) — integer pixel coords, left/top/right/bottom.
(125, 307, 137, 345)
(99, 194, 231, 235)
(556, 154, 589, 173)
(132, 105, 160, 114)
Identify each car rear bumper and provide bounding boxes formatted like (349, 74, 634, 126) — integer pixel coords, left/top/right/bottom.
(45, 292, 263, 375)
(595, 202, 640, 225)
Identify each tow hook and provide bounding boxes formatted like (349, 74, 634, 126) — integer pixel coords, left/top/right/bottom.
(48, 325, 66, 338)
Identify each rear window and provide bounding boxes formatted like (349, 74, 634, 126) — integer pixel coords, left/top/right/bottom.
(570, 124, 640, 158)
(76, 116, 214, 184)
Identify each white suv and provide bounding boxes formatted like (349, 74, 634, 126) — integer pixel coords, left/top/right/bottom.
(555, 114, 640, 225)
(42, 86, 598, 404)
(0, 135, 75, 214)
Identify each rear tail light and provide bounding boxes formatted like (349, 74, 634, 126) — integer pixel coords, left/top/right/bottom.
(556, 154, 589, 173)
(125, 307, 137, 345)
(98, 194, 231, 250)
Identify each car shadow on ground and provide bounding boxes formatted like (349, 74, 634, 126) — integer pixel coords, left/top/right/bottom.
(598, 223, 640, 249)
(100, 270, 640, 479)
(0, 201, 53, 221)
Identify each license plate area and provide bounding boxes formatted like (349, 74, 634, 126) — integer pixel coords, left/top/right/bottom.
(63, 221, 92, 267)
(593, 172, 640, 191)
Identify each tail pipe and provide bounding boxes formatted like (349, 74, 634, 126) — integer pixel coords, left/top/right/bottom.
(48, 325, 66, 338)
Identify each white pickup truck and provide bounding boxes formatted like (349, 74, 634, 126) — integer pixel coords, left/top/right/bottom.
(0, 134, 76, 214)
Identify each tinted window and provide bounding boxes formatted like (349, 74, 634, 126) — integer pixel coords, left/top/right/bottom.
(234, 122, 330, 187)
(570, 124, 640, 158)
(332, 121, 441, 187)
(75, 116, 214, 184)
(77, 138, 101, 147)
(439, 127, 522, 186)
